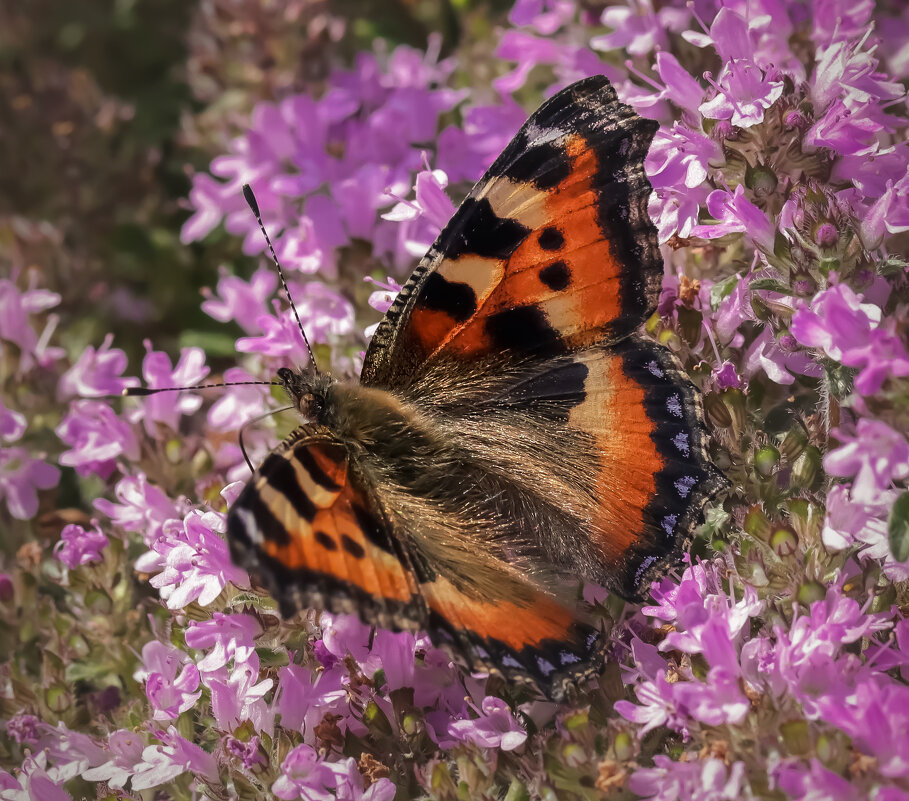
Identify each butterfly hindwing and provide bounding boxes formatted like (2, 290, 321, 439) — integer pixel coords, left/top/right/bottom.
(545, 336, 726, 598)
(362, 75, 661, 387)
(228, 427, 604, 698)
(227, 426, 425, 630)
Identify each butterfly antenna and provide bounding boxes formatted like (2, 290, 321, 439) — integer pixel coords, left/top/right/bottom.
(242, 184, 318, 372)
(122, 380, 280, 397)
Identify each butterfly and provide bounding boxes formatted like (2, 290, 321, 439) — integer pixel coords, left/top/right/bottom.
(226, 75, 725, 700)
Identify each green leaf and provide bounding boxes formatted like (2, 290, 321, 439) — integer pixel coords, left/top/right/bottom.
(710, 273, 741, 309)
(749, 277, 793, 295)
(888, 491, 909, 563)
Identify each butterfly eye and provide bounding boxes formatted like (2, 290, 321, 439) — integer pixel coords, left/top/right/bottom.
(277, 367, 294, 383)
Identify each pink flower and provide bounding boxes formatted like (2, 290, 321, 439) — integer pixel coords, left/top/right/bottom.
(223, 735, 267, 771)
(136, 341, 209, 436)
(0, 400, 26, 443)
(94, 473, 181, 547)
(56, 400, 138, 479)
(776, 759, 859, 801)
(57, 334, 137, 399)
(0, 446, 60, 520)
(184, 612, 261, 675)
(699, 60, 784, 128)
(82, 730, 145, 789)
(134, 510, 248, 609)
(5, 714, 41, 745)
(130, 727, 219, 792)
(824, 419, 909, 504)
(592, 0, 689, 56)
(448, 696, 527, 751)
(205, 367, 271, 432)
(272, 744, 336, 801)
(134, 642, 202, 721)
(790, 283, 909, 395)
(672, 668, 749, 726)
(275, 664, 347, 733)
(54, 523, 109, 569)
(615, 672, 683, 737)
(0, 278, 64, 374)
(208, 655, 274, 735)
(691, 185, 776, 253)
(0, 752, 72, 801)
(629, 755, 747, 801)
(201, 267, 277, 335)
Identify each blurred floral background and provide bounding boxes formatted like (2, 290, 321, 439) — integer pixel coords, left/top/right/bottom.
(2, 0, 909, 798)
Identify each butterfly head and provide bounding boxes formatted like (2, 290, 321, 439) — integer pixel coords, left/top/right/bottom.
(277, 366, 335, 422)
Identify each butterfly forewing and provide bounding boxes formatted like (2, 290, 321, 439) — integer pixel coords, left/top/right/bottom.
(361, 75, 662, 386)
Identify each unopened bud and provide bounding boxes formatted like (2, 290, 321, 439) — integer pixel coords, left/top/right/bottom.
(705, 393, 733, 428)
(779, 424, 809, 461)
(797, 580, 826, 605)
(754, 445, 781, 478)
(745, 163, 778, 199)
(792, 445, 822, 489)
(814, 222, 839, 249)
(770, 526, 799, 557)
(744, 505, 771, 539)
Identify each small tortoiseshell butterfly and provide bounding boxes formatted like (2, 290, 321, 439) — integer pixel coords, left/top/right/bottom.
(226, 76, 725, 699)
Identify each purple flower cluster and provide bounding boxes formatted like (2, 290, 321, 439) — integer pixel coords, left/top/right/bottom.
(2, 0, 908, 798)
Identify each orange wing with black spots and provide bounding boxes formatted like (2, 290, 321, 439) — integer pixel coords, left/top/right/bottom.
(361, 75, 661, 387)
(228, 426, 424, 630)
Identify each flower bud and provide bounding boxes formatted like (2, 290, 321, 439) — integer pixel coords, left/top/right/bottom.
(797, 580, 825, 605)
(613, 731, 635, 761)
(504, 779, 530, 801)
(658, 328, 681, 352)
(677, 307, 703, 347)
(721, 388, 747, 435)
(785, 498, 819, 541)
(770, 525, 798, 557)
(779, 424, 808, 462)
(402, 712, 422, 736)
(0, 573, 13, 603)
(745, 163, 778, 199)
(814, 222, 839, 250)
(363, 701, 393, 735)
(744, 505, 771, 539)
(780, 720, 811, 754)
(45, 683, 72, 712)
(792, 272, 817, 296)
(754, 444, 781, 478)
(792, 445, 822, 489)
(817, 733, 839, 763)
(562, 709, 589, 731)
(84, 588, 112, 615)
(705, 393, 733, 428)
(561, 743, 587, 768)
(784, 108, 811, 130)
